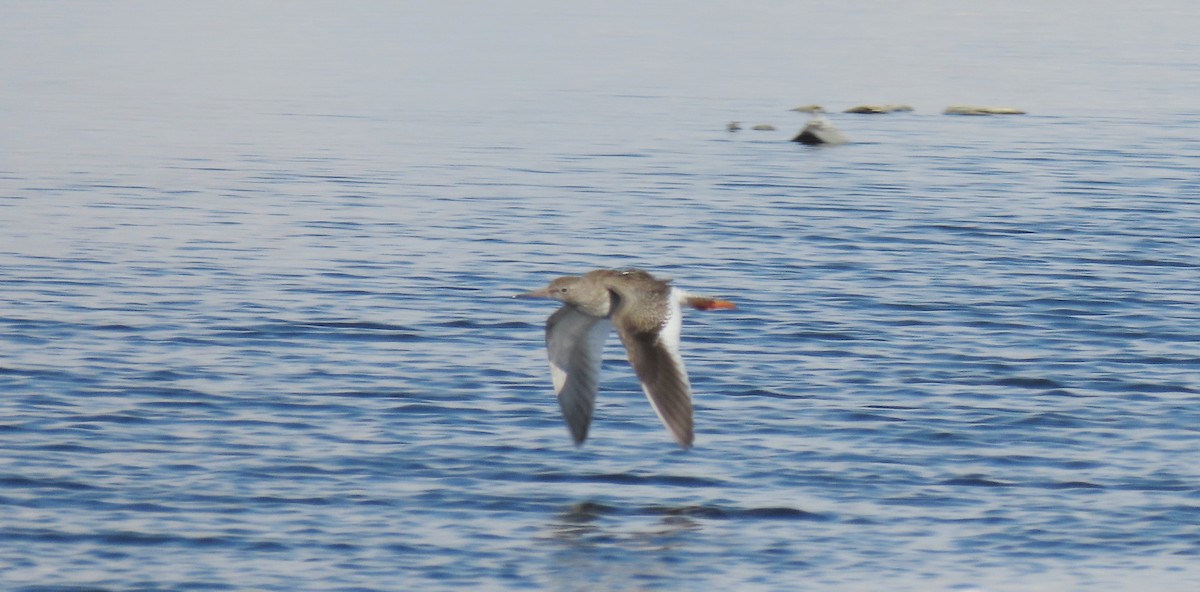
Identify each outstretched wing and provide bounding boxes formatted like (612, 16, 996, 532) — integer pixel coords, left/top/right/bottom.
(613, 294, 694, 448)
(545, 306, 611, 445)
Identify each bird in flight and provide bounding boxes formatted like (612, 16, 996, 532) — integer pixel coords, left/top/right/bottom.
(517, 269, 736, 448)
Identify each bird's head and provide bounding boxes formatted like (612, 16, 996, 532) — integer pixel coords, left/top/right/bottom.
(515, 276, 580, 303)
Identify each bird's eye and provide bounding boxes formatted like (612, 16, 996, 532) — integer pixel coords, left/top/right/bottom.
(558, 286, 569, 293)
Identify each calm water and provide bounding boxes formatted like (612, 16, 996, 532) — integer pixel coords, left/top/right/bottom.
(3, 2, 1199, 591)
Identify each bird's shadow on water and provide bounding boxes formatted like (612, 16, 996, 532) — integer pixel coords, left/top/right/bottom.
(540, 500, 704, 591)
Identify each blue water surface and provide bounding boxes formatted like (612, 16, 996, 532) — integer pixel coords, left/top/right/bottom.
(3, 2, 1199, 591)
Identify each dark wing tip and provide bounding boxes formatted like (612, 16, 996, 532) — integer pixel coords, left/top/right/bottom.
(667, 414, 694, 449)
(568, 422, 589, 446)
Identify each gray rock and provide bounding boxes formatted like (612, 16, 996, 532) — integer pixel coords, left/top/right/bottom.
(943, 105, 1026, 115)
(791, 118, 848, 145)
(844, 104, 913, 114)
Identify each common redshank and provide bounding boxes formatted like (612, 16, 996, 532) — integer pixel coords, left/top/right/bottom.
(516, 269, 736, 449)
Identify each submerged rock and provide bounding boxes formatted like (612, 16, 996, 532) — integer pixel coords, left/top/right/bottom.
(791, 118, 848, 145)
(844, 104, 913, 114)
(789, 104, 825, 113)
(752, 124, 776, 131)
(944, 105, 1026, 115)
(727, 121, 741, 132)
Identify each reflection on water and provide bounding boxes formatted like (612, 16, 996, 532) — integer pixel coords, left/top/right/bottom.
(546, 501, 702, 592)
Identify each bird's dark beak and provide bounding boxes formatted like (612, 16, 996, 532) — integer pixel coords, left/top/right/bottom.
(514, 287, 552, 299)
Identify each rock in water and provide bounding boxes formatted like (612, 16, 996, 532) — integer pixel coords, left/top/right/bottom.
(844, 104, 913, 114)
(943, 105, 1026, 115)
(791, 118, 848, 145)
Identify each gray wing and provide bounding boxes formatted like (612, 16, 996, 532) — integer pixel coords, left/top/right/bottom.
(545, 306, 611, 445)
(613, 296, 694, 448)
